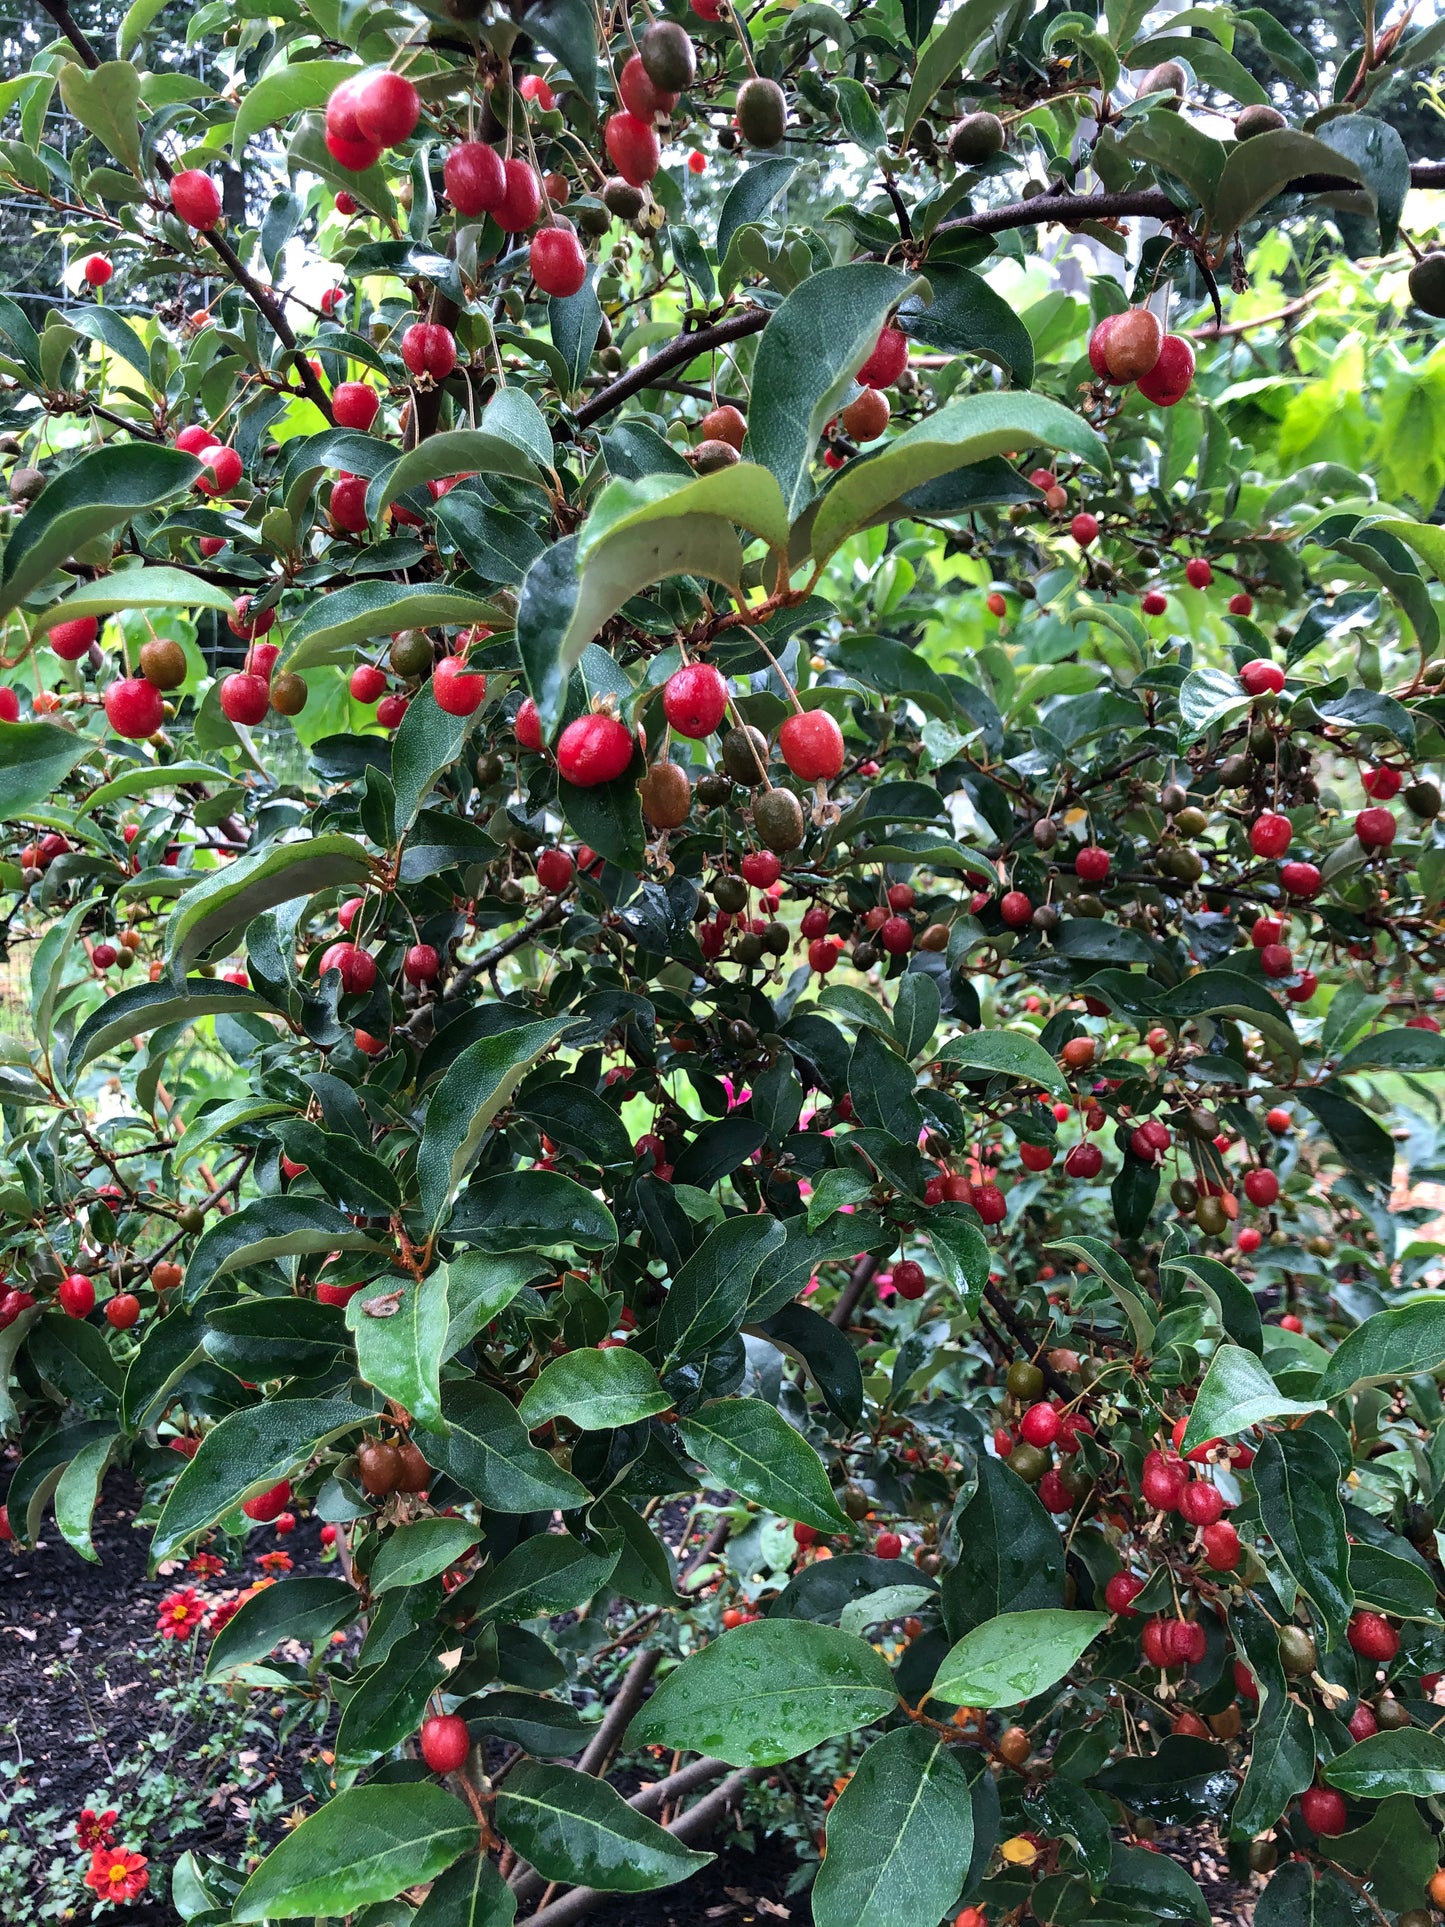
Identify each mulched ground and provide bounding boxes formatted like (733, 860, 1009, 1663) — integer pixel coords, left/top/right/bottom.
(1, 1477, 1258, 1927)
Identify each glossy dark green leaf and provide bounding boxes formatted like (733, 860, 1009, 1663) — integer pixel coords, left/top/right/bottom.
(813, 1726, 973, 1927)
(496, 1761, 710, 1892)
(234, 1785, 474, 1920)
(417, 1017, 578, 1233)
(66, 976, 287, 1080)
(0, 721, 92, 819)
(1324, 1726, 1445, 1798)
(347, 1271, 450, 1430)
(1254, 1428, 1353, 1648)
(763, 1302, 864, 1428)
(717, 157, 799, 260)
(680, 1395, 851, 1532)
(1317, 1296, 1445, 1397)
(425, 1380, 589, 1513)
(466, 1691, 589, 1757)
(1330, 1795, 1438, 1913)
(1294, 1087, 1395, 1191)
(897, 265, 1034, 386)
(183, 1196, 383, 1302)
(0, 444, 200, 617)
(518, 1346, 670, 1430)
(203, 1296, 349, 1381)
(206, 1576, 358, 1677)
(370, 1517, 482, 1593)
(336, 1626, 445, 1769)
(412, 1852, 517, 1927)
(153, 1396, 369, 1561)
(848, 1025, 923, 1140)
(1092, 1735, 1234, 1824)
(467, 1530, 621, 1621)
(1254, 1861, 1368, 1927)
(163, 834, 375, 978)
(941, 1455, 1064, 1639)
(656, 1213, 786, 1368)
(932, 1609, 1107, 1709)
(448, 1170, 618, 1254)
(1180, 1343, 1322, 1451)
(628, 1619, 897, 1767)
(924, 1203, 991, 1315)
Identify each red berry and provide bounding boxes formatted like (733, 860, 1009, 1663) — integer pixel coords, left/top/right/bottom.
(104, 677, 164, 739)
(1201, 1520, 1241, 1570)
(1347, 1610, 1400, 1661)
(1250, 812, 1291, 858)
(1252, 915, 1284, 949)
(1105, 1571, 1145, 1616)
(605, 111, 661, 186)
(875, 1531, 903, 1560)
(1239, 658, 1284, 696)
(536, 848, 575, 893)
(1136, 333, 1195, 406)
(1178, 1478, 1225, 1527)
(1355, 807, 1396, 850)
(243, 1479, 290, 1526)
(1348, 1702, 1379, 1742)
(220, 672, 270, 727)
(176, 423, 219, 455)
(318, 941, 378, 993)
(779, 709, 845, 781)
(973, 1181, 1006, 1225)
(1279, 860, 1320, 899)
(91, 943, 118, 970)
(688, 150, 707, 173)
(515, 697, 544, 751)
(335, 191, 358, 215)
(331, 473, 369, 533)
(1228, 592, 1254, 617)
(401, 323, 457, 381)
(886, 884, 914, 911)
(83, 253, 113, 288)
(1185, 557, 1213, 589)
(1075, 845, 1110, 883)
(557, 711, 634, 787)
(444, 141, 506, 216)
(354, 71, 421, 147)
(1407, 1013, 1442, 1031)
(1141, 1619, 1172, 1667)
(1038, 1469, 1071, 1513)
(1063, 1141, 1103, 1179)
(1260, 943, 1292, 979)
(1141, 1451, 1186, 1512)
(531, 220, 587, 298)
(1300, 1787, 1347, 1837)
(171, 169, 221, 229)
(1236, 1226, 1261, 1254)
(741, 851, 781, 889)
(58, 1273, 95, 1318)
(620, 53, 677, 119)
(1244, 1168, 1279, 1207)
(1019, 1142, 1054, 1172)
(1165, 1618, 1206, 1665)
(196, 445, 243, 496)
(793, 1522, 819, 1548)
(1019, 1403, 1059, 1448)
(433, 655, 487, 715)
(103, 1293, 139, 1330)
(880, 915, 913, 956)
(228, 595, 273, 641)
(1000, 890, 1032, 927)
(1286, 969, 1318, 1004)
(1071, 511, 1098, 547)
(274, 1511, 297, 1535)
(403, 943, 440, 985)
(807, 938, 838, 974)
(1266, 1107, 1291, 1134)
(856, 325, 908, 389)
(420, 1713, 470, 1774)
(519, 73, 556, 109)
(350, 664, 387, 704)
(49, 616, 99, 661)
(332, 382, 378, 430)
(1362, 766, 1402, 800)
(1278, 1313, 1305, 1332)
(800, 905, 830, 940)
(663, 662, 729, 738)
(496, 158, 542, 231)
(1141, 590, 1167, 616)
(892, 1260, 926, 1300)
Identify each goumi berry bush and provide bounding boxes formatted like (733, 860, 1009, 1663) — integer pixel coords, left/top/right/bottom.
(3, 0, 1445, 1923)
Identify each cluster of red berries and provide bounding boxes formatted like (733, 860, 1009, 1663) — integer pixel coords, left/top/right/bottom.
(1087, 307, 1195, 407)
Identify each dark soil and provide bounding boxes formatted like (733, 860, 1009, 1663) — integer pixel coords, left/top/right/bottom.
(0, 1470, 324, 1924)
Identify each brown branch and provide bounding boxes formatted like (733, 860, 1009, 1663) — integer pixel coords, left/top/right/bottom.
(573, 1648, 658, 1777)
(983, 1281, 1074, 1400)
(573, 307, 770, 429)
(829, 1250, 881, 1328)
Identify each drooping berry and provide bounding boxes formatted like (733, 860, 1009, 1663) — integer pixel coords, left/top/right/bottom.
(432, 655, 487, 715)
(856, 324, 908, 389)
(556, 711, 635, 787)
(50, 615, 99, 660)
(403, 943, 440, 985)
(1239, 658, 1284, 696)
(604, 111, 661, 186)
(496, 158, 542, 231)
(530, 220, 588, 298)
(663, 662, 729, 738)
(401, 323, 457, 381)
(103, 677, 165, 740)
(1355, 807, 1397, 850)
(332, 382, 379, 430)
(419, 1713, 470, 1774)
(353, 71, 421, 148)
(536, 848, 575, 893)
(515, 696, 544, 751)
(1347, 1610, 1400, 1662)
(1136, 334, 1195, 406)
(170, 170, 221, 229)
(350, 664, 387, 704)
(444, 141, 506, 216)
(1250, 812, 1292, 858)
(318, 941, 378, 992)
(220, 672, 270, 727)
(779, 709, 845, 781)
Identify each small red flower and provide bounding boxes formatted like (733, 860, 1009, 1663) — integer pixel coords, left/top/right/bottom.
(75, 1808, 118, 1851)
(156, 1586, 207, 1639)
(187, 1551, 226, 1578)
(208, 1578, 272, 1637)
(85, 1846, 149, 1902)
(256, 1549, 293, 1575)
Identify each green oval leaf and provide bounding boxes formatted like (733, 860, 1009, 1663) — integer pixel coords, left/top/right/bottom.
(495, 1761, 711, 1893)
(931, 1608, 1109, 1709)
(518, 1346, 671, 1430)
(234, 1784, 475, 1921)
